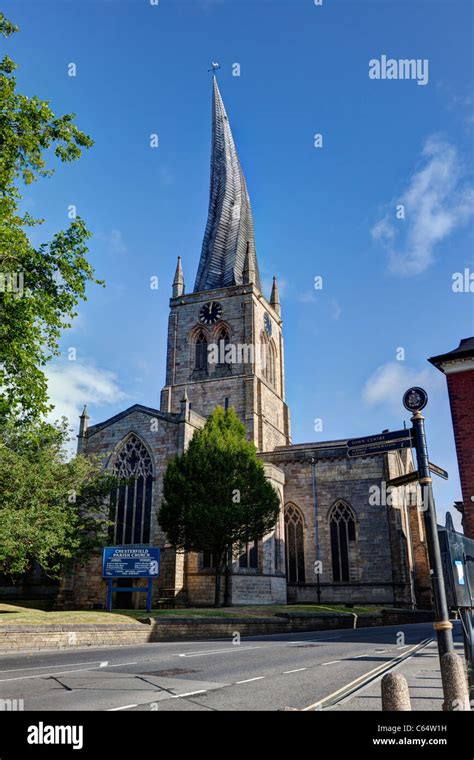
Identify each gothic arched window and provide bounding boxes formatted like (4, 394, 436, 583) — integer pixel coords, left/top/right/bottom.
(329, 501, 357, 582)
(261, 332, 276, 387)
(284, 503, 305, 583)
(216, 327, 230, 367)
(109, 434, 154, 545)
(195, 332, 208, 371)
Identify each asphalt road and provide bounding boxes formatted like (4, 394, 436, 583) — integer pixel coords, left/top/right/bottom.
(0, 622, 463, 712)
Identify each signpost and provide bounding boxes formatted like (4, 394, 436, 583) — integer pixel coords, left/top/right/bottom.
(347, 429, 412, 458)
(387, 470, 420, 488)
(102, 546, 161, 613)
(429, 462, 449, 481)
(346, 387, 455, 666)
(401, 388, 454, 660)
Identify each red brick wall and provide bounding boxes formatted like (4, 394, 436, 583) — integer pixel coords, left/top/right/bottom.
(446, 369, 474, 538)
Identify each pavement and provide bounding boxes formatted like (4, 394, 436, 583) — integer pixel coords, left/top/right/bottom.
(332, 635, 466, 711)
(0, 621, 468, 712)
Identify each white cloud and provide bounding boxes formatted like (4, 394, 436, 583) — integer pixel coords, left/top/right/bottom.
(371, 137, 474, 275)
(363, 361, 443, 413)
(45, 361, 126, 433)
(96, 229, 127, 255)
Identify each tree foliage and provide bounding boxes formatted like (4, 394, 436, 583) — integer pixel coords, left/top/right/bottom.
(0, 415, 118, 578)
(0, 13, 100, 420)
(159, 407, 280, 606)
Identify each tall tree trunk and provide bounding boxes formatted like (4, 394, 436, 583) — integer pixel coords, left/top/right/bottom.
(214, 560, 223, 608)
(223, 547, 231, 607)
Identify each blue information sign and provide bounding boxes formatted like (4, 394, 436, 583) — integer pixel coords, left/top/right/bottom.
(102, 546, 160, 578)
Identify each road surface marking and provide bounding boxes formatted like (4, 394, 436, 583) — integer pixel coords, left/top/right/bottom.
(176, 646, 261, 658)
(283, 668, 307, 674)
(108, 704, 138, 711)
(100, 661, 109, 667)
(236, 676, 265, 684)
(322, 660, 340, 665)
(302, 639, 432, 711)
(170, 690, 207, 698)
(0, 660, 104, 674)
(0, 661, 138, 683)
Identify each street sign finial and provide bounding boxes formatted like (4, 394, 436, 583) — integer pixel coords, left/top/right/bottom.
(403, 386, 428, 412)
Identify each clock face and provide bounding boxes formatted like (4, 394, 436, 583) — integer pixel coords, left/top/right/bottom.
(264, 313, 272, 336)
(199, 301, 223, 326)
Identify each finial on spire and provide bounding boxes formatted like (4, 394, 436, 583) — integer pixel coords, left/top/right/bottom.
(172, 256, 185, 297)
(270, 275, 281, 316)
(209, 62, 221, 76)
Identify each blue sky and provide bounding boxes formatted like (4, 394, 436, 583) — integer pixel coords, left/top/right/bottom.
(3, 0, 473, 527)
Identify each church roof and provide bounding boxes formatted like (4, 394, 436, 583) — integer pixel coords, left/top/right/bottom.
(193, 76, 261, 293)
(86, 404, 180, 435)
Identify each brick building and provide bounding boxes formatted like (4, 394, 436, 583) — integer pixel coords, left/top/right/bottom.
(429, 338, 474, 539)
(68, 77, 430, 610)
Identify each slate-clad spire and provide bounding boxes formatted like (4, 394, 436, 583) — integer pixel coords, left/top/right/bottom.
(194, 76, 261, 293)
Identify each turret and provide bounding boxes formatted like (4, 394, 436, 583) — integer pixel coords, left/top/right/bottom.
(172, 256, 185, 298)
(270, 275, 281, 317)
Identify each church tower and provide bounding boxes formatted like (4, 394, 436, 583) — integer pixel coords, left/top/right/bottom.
(160, 76, 291, 452)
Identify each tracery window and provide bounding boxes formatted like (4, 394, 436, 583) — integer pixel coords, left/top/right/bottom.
(285, 504, 305, 583)
(329, 501, 357, 582)
(109, 435, 153, 545)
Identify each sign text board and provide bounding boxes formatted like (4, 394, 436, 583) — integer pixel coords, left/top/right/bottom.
(102, 546, 160, 578)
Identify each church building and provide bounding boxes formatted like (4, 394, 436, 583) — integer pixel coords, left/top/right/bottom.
(69, 77, 431, 610)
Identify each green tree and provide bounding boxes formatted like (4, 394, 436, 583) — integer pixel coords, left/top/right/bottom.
(159, 407, 280, 607)
(0, 13, 99, 420)
(0, 415, 118, 578)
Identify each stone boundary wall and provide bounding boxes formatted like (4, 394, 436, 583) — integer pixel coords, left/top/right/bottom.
(0, 609, 435, 652)
(0, 624, 150, 652)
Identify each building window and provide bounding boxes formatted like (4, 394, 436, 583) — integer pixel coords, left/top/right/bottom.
(216, 327, 230, 367)
(110, 434, 153, 545)
(261, 332, 276, 387)
(329, 501, 357, 582)
(284, 504, 305, 583)
(274, 518, 282, 572)
(202, 552, 216, 569)
(239, 539, 259, 569)
(195, 332, 208, 370)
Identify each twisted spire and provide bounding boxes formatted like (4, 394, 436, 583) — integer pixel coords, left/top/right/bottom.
(194, 77, 261, 293)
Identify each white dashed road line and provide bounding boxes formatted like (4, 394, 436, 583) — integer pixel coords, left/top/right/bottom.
(236, 676, 265, 684)
(322, 660, 340, 665)
(170, 690, 207, 698)
(176, 646, 261, 658)
(0, 661, 138, 683)
(108, 704, 138, 711)
(283, 668, 307, 674)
